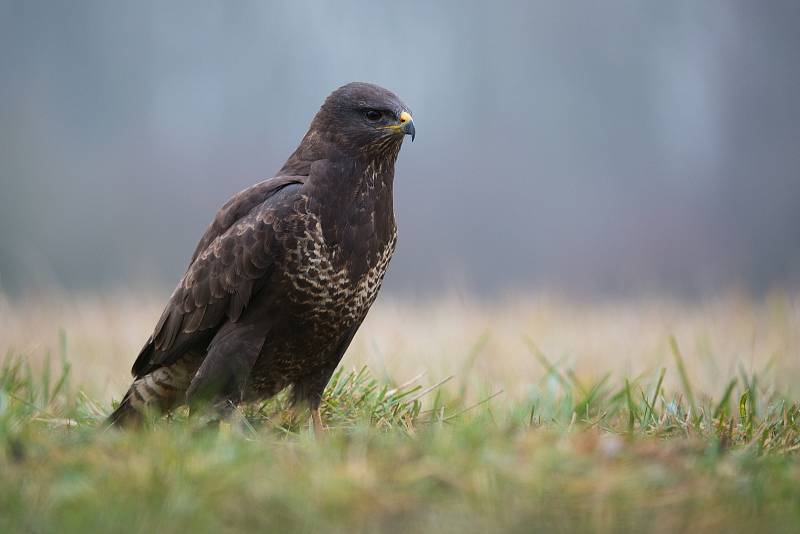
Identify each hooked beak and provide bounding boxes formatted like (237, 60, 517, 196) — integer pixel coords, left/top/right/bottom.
(399, 111, 415, 142)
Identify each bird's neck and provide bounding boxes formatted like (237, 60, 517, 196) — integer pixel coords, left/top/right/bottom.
(304, 153, 397, 266)
(278, 134, 400, 250)
(279, 128, 402, 200)
(314, 154, 396, 209)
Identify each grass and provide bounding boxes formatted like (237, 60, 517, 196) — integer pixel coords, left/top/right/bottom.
(1, 294, 800, 532)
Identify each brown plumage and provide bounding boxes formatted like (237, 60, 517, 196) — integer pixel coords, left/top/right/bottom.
(109, 82, 415, 433)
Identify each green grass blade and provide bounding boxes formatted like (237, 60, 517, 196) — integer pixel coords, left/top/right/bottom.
(713, 379, 737, 420)
(669, 336, 697, 422)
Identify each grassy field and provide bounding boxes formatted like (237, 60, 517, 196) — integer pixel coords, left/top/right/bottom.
(1, 292, 799, 532)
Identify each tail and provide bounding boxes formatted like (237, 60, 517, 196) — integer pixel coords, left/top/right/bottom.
(107, 389, 142, 426)
(106, 359, 197, 427)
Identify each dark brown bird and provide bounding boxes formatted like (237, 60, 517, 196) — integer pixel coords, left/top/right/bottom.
(109, 82, 415, 435)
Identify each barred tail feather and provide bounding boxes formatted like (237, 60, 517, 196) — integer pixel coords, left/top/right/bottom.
(107, 390, 142, 426)
(107, 359, 197, 426)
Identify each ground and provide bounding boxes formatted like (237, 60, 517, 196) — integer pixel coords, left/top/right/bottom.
(1, 292, 799, 532)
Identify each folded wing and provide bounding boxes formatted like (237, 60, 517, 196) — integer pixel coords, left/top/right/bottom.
(131, 176, 304, 377)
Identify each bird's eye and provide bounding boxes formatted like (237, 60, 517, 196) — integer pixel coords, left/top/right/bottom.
(365, 110, 382, 122)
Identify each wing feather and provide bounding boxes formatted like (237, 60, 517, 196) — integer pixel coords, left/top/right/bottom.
(131, 177, 304, 377)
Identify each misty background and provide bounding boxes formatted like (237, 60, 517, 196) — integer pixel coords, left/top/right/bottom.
(1, 1, 799, 297)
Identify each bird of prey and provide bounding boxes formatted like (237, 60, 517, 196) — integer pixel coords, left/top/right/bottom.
(108, 82, 415, 435)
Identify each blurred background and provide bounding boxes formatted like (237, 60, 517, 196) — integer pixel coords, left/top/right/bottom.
(2, 0, 799, 298)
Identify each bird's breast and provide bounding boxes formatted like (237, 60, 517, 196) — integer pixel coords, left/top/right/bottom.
(279, 206, 397, 330)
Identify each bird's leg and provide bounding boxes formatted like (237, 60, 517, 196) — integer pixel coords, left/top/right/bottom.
(298, 366, 337, 439)
(310, 405, 325, 439)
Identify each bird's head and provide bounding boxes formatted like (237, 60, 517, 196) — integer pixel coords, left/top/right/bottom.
(311, 82, 415, 160)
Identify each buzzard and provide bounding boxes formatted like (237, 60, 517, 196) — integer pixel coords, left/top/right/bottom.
(109, 82, 415, 435)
